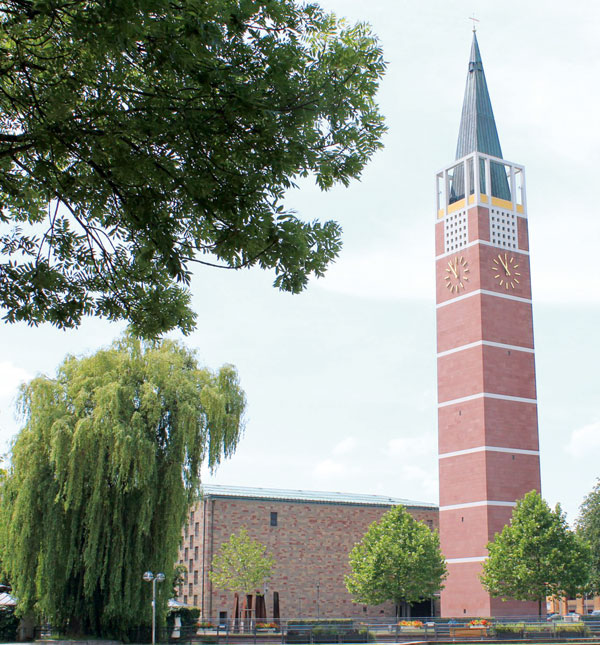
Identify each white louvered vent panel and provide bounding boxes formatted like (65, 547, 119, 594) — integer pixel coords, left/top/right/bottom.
(490, 209, 518, 250)
(444, 210, 468, 254)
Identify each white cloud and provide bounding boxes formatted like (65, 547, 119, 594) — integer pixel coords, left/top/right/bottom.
(332, 436, 357, 456)
(0, 362, 31, 398)
(566, 421, 600, 458)
(387, 433, 436, 458)
(315, 243, 432, 302)
(313, 458, 345, 478)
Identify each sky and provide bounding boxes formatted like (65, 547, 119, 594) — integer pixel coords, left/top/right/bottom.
(1, 0, 600, 524)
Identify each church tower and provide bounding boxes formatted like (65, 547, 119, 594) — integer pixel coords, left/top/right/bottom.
(435, 33, 541, 617)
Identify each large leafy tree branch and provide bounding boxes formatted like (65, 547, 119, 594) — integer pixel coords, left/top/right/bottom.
(0, 0, 386, 336)
(0, 335, 245, 638)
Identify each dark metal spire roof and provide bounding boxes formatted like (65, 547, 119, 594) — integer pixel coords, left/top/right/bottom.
(456, 32, 503, 160)
(450, 32, 511, 202)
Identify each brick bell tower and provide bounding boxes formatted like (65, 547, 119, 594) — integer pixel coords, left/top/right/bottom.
(435, 33, 541, 617)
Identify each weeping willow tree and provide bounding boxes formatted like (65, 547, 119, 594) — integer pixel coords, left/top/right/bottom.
(0, 336, 245, 638)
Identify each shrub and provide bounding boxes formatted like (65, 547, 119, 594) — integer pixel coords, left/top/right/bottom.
(494, 623, 524, 634)
(0, 606, 19, 641)
(166, 607, 201, 630)
(556, 623, 586, 634)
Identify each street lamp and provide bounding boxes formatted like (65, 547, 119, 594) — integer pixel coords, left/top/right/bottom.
(143, 571, 165, 645)
(316, 582, 320, 619)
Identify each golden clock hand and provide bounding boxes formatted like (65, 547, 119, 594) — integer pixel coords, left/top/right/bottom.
(498, 255, 511, 276)
(448, 260, 458, 278)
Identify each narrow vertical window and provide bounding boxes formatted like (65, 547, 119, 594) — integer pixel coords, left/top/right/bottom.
(270, 511, 278, 527)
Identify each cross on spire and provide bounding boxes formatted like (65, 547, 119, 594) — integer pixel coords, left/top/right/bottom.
(469, 15, 480, 32)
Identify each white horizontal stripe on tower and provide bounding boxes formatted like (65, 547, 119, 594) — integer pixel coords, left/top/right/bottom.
(446, 556, 488, 564)
(437, 340, 534, 358)
(436, 289, 532, 309)
(435, 239, 529, 261)
(440, 500, 517, 511)
(439, 446, 540, 459)
(438, 392, 537, 408)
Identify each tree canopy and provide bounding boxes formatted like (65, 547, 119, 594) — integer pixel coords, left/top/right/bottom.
(345, 506, 447, 611)
(0, 336, 245, 638)
(0, 0, 386, 337)
(481, 491, 591, 616)
(577, 479, 600, 594)
(209, 528, 275, 596)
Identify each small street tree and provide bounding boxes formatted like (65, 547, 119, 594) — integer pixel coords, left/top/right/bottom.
(0, 336, 245, 638)
(345, 506, 447, 614)
(481, 490, 591, 616)
(209, 529, 275, 598)
(577, 479, 600, 594)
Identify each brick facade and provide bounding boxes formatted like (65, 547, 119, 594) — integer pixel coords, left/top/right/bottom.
(436, 197, 541, 616)
(177, 486, 439, 621)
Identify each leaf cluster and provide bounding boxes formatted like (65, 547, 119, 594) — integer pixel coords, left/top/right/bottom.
(209, 527, 275, 595)
(345, 506, 447, 607)
(481, 491, 591, 607)
(576, 479, 600, 594)
(0, 335, 245, 638)
(0, 0, 386, 336)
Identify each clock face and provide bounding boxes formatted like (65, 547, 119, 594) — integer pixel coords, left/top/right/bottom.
(492, 253, 521, 289)
(445, 256, 469, 293)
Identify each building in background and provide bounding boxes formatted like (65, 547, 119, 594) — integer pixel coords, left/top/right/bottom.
(177, 484, 438, 621)
(435, 32, 541, 616)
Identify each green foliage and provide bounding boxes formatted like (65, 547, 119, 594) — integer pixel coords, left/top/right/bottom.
(166, 607, 200, 630)
(481, 491, 591, 616)
(172, 564, 188, 599)
(494, 623, 524, 634)
(209, 528, 274, 596)
(577, 478, 600, 593)
(345, 506, 447, 608)
(0, 605, 19, 641)
(0, 336, 245, 638)
(0, 0, 386, 337)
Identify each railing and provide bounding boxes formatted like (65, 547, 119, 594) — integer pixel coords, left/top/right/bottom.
(162, 617, 600, 644)
(33, 617, 600, 644)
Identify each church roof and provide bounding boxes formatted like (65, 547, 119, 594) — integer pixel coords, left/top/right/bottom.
(199, 484, 437, 509)
(455, 32, 504, 160)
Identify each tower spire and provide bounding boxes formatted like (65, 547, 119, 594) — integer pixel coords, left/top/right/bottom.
(455, 32, 503, 160)
(453, 33, 510, 201)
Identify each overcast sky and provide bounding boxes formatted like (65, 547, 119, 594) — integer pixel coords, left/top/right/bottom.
(1, 0, 599, 523)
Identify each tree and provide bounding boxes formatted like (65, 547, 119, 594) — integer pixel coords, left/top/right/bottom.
(209, 528, 275, 597)
(576, 479, 600, 594)
(0, 336, 245, 638)
(345, 506, 447, 613)
(0, 0, 386, 337)
(481, 490, 591, 617)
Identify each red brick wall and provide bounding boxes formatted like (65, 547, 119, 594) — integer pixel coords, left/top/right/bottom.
(436, 195, 541, 617)
(177, 497, 438, 621)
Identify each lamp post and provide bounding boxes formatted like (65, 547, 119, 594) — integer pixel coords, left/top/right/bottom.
(316, 582, 320, 619)
(143, 571, 165, 645)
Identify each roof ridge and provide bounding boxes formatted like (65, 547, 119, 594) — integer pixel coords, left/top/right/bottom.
(199, 483, 437, 508)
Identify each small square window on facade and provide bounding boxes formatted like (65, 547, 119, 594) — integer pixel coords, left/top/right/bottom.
(270, 511, 278, 527)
